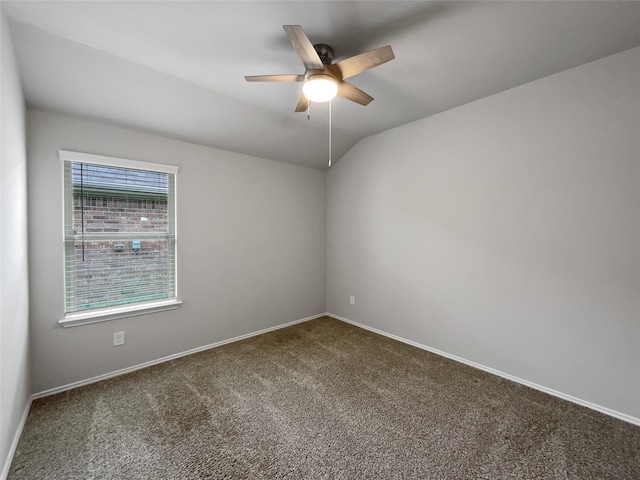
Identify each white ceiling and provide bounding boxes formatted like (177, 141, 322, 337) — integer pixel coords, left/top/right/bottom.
(3, 1, 640, 169)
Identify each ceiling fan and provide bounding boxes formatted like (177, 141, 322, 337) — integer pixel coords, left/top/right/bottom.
(245, 25, 395, 112)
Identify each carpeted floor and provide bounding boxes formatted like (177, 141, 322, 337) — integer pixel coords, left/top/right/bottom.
(8, 316, 640, 479)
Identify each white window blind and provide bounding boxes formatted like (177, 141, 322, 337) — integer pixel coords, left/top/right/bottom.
(61, 151, 178, 315)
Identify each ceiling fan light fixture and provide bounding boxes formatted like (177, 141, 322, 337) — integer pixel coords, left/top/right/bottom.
(303, 74, 338, 102)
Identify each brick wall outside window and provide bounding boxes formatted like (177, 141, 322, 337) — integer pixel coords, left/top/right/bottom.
(71, 194, 172, 309)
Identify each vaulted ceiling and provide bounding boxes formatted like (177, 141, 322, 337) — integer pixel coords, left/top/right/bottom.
(3, 1, 640, 169)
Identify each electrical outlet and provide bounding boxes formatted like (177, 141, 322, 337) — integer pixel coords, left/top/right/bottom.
(113, 331, 125, 347)
(350, 295, 355, 306)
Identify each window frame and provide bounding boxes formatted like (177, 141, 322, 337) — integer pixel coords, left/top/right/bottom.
(58, 150, 181, 328)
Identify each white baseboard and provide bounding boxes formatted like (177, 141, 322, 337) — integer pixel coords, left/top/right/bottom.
(1, 397, 32, 480)
(327, 313, 640, 427)
(33, 313, 327, 400)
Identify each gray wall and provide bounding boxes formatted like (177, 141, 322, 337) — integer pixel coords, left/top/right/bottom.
(0, 12, 30, 474)
(327, 47, 640, 418)
(28, 110, 326, 394)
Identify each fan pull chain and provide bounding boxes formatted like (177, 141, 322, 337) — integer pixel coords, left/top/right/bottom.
(328, 100, 332, 167)
(307, 101, 311, 120)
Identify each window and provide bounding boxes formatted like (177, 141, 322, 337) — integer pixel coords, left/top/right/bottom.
(60, 150, 180, 326)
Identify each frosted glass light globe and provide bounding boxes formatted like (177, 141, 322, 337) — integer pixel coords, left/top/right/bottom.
(303, 75, 338, 102)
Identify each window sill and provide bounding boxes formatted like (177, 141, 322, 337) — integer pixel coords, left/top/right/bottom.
(59, 299, 182, 328)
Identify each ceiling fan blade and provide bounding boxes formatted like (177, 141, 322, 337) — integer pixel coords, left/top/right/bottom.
(245, 74, 304, 82)
(334, 45, 395, 79)
(295, 94, 309, 113)
(283, 25, 324, 70)
(337, 81, 374, 106)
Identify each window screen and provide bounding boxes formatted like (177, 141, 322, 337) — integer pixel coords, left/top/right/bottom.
(62, 155, 177, 313)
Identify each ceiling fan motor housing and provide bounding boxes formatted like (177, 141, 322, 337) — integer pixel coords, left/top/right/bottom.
(313, 44, 334, 65)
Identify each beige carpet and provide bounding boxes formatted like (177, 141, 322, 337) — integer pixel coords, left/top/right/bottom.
(8, 317, 640, 479)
